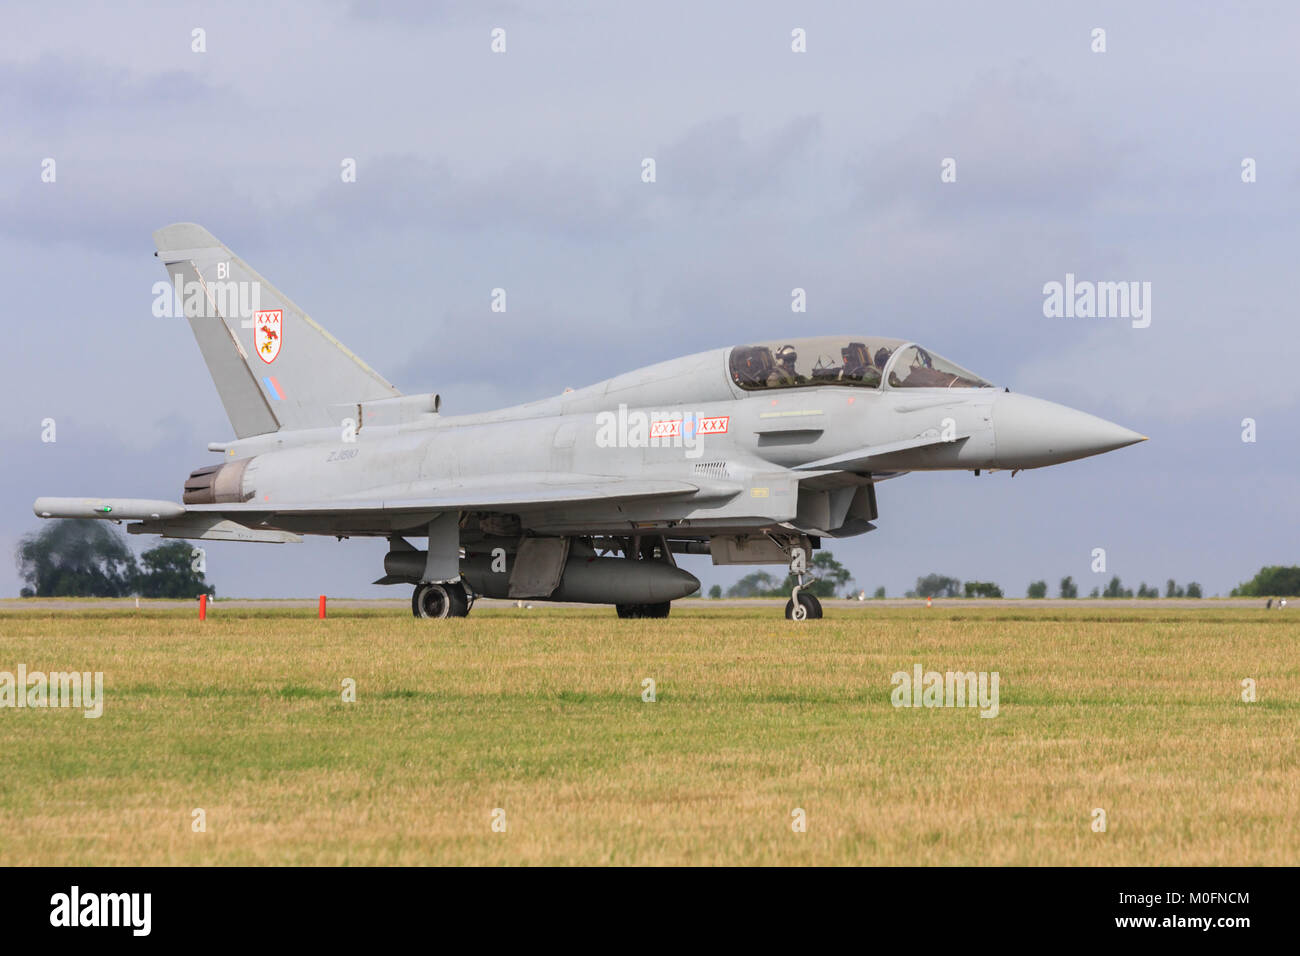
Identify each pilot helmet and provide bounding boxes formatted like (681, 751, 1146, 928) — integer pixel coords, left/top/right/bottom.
(775, 345, 798, 366)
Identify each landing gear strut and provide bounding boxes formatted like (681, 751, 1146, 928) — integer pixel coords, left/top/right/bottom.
(412, 580, 471, 618)
(784, 545, 823, 621)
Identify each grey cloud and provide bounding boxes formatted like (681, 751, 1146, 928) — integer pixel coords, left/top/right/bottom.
(0, 53, 226, 127)
(656, 114, 823, 204)
(305, 154, 645, 241)
(345, 0, 530, 26)
(850, 66, 1132, 221)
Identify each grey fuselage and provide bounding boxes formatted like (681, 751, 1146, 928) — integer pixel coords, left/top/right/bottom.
(189, 340, 1135, 543)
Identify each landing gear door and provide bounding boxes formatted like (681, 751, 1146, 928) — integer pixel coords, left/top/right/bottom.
(710, 534, 812, 566)
(508, 536, 571, 599)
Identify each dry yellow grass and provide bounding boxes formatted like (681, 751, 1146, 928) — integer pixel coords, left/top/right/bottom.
(0, 603, 1295, 865)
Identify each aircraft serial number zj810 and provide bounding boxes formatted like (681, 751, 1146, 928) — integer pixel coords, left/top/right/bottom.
(34, 225, 1146, 620)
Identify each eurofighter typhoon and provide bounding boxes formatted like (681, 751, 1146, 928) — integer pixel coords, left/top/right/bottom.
(34, 225, 1146, 620)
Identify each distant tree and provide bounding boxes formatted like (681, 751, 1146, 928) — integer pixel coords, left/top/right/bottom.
(1136, 582, 1159, 599)
(1026, 580, 1048, 599)
(1185, 582, 1202, 598)
(1164, 579, 1187, 598)
(708, 584, 722, 599)
(873, 586, 886, 599)
(915, 574, 961, 598)
(1059, 576, 1078, 599)
(1089, 587, 1100, 598)
(16, 520, 138, 598)
(726, 571, 779, 598)
(964, 581, 1003, 598)
(1102, 576, 1133, 599)
(134, 540, 216, 598)
(1231, 566, 1300, 597)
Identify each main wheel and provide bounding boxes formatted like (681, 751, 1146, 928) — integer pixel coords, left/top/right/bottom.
(616, 602, 671, 619)
(785, 592, 823, 620)
(412, 581, 470, 618)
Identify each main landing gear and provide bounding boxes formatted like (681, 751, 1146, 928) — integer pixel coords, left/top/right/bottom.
(411, 580, 473, 618)
(612, 534, 677, 619)
(784, 544, 823, 621)
(409, 513, 474, 618)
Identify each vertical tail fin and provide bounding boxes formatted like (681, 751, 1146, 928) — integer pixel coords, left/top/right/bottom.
(153, 223, 400, 437)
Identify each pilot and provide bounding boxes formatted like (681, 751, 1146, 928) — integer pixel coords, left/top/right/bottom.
(873, 347, 892, 371)
(767, 345, 803, 387)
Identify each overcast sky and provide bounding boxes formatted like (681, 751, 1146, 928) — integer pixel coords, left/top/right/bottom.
(3, 1, 1296, 599)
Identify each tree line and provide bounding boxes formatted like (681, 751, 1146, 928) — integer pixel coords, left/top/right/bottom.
(16, 520, 215, 599)
(1028, 576, 1202, 599)
(709, 567, 1300, 600)
(1229, 566, 1300, 597)
(906, 573, 1204, 599)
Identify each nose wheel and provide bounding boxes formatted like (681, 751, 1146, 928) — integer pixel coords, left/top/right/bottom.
(412, 580, 471, 618)
(786, 589, 823, 620)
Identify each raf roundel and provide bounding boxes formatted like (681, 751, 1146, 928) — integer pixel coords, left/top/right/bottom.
(254, 309, 282, 364)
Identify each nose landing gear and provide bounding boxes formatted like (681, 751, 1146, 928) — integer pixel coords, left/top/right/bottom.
(784, 545, 823, 621)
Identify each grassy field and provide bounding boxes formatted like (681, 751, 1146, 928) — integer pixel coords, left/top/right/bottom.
(0, 603, 1296, 865)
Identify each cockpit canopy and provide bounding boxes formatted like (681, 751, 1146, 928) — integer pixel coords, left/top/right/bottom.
(728, 336, 993, 391)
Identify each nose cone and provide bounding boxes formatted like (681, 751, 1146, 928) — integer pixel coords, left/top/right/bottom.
(993, 392, 1146, 468)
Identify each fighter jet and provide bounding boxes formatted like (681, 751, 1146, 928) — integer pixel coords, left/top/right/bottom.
(33, 224, 1146, 620)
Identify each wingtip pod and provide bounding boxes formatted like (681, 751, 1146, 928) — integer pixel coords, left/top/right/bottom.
(32, 497, 186, 521)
